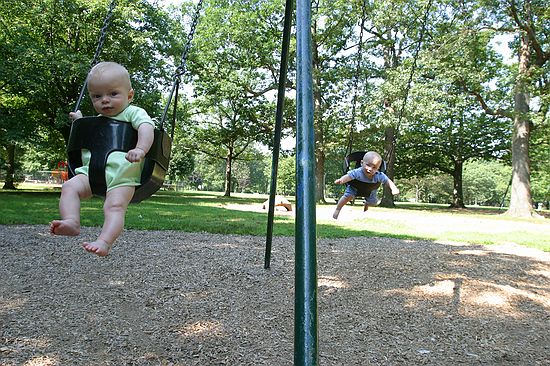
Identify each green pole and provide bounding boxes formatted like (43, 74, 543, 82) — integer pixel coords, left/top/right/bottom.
(265, 0, 294, 269)
(295, 0, 318, 364)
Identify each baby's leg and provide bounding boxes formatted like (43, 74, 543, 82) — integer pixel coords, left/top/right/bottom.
(50, 174, 92, 236)
(333, 195, 354, 219)
(363, 191, 378, 212)
(82, 186, 134, 256)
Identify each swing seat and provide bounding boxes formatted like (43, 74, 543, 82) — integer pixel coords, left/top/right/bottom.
(67, 116, 171, 203)
(344, 151, 386, 198)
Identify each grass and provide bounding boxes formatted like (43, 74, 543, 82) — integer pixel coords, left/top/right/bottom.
(1, 186, 549, 251)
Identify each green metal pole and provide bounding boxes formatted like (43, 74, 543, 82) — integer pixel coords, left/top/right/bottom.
(265, 0, 294, 269)
(295, 0, 318, 364)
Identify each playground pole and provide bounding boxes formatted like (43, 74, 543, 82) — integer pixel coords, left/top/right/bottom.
(264, 0, 294, 269)
(295, 0, 318, 364)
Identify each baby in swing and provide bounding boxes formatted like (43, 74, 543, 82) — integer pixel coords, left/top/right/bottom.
(50, 61, 155, 256)
(333, 151, 399, 219)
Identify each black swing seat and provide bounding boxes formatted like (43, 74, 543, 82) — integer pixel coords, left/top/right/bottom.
(344, 151, 386, 198)
(67, 116, 171, 203)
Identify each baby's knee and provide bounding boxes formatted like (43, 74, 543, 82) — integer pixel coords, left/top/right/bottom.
(62, 175, 91, 196)
(364, 196, 378, 206)
(342, 192, 355, 200)
(103, 198, 129, 213)
(61, 178, 79, 194)
(104, 190, 133, 212)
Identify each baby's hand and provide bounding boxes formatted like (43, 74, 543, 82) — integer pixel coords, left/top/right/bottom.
(334, 178, 343, 184)
(392, 188, 400, 195)
(69, 110, 83, 121)
(126, 148, 145, 163)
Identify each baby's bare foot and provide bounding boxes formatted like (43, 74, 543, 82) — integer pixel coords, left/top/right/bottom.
(332, 209, 341, 219)
(50, 219, 80, 236)
(363, 203, 369, 212)
(82, 240, 112, 257)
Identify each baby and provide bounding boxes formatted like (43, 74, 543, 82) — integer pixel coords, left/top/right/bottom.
(50, 62, 155, 256)
(333, 151, 399, 219)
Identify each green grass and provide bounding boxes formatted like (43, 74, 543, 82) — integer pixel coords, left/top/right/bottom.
(1, 187, 549, 251)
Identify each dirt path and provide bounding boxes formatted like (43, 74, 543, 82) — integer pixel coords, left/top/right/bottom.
(1, 225, 549, 365)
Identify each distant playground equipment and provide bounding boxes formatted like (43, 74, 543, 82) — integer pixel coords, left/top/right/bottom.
(51, 161, 69, 184)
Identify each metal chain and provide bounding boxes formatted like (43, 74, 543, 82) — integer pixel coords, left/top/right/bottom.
(386, 0, 432, 161)
(174, 0, 204, 77)
(346, 0, 367, 157)
(89, 0, 117, 68)
(161, 0, 204, 130)
(74, 0, 117, 112)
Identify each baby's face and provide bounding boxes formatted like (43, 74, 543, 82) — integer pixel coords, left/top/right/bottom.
(88, 73, 133, 117)
(361, 158, 381, 178)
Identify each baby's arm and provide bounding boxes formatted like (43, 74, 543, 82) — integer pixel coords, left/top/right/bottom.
(69, 110, 83, 121)
(334, 174, 352, 185)
(126, 123, 154, 163)
(386, 178, 400, 195)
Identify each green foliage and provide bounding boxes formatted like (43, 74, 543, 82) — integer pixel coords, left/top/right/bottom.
(530, 119, 550, 205)
(1, 0, 548, 213)
(0, 0, 177, 176)
(463, 160, 511, 206)
(398, 174, 453, 204)
(397, 160, 512, 206)
(188, 152, 225, 191)
(167, 142, 195, 181)
(276, 155, 296, 195)
(232, 153, 270, 193)
(179, 0, 291, 194)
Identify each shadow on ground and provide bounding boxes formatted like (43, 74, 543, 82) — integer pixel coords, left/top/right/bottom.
(1, 225, 549, 365)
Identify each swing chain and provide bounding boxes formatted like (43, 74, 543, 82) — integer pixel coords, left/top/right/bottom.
(160, 0, 204, 131)
(174, 0, 204, 78)
(74, 0, 117, 113)
(386, 0, 432, 160)
(346, 0, 367, 157)
(90, 0, 117, 68)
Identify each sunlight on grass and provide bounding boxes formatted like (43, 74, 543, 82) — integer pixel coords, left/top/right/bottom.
(1, 189, 548, 251)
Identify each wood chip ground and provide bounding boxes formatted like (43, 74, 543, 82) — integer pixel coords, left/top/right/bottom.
(1, 222, 549, 365)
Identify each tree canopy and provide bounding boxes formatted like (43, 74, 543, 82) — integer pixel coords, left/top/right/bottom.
(0, 0, 548, 214)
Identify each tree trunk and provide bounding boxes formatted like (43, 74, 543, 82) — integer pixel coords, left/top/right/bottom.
(380, 126, 396, 207)
(2, 144, 17, 190)
(224, 154, 232, 197)
(379, 40, 401, 208)
(450, 160, 466, 208)
(312, 36, 325, 204)
(315, 148, 326, 203)
(506, 33, 537, 218)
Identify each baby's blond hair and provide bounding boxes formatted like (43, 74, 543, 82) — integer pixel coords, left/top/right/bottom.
(87, 62, 132, 90)
(363, 151, 382, 167)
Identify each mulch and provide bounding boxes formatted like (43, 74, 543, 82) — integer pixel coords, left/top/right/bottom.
(1, 225, 549, 365)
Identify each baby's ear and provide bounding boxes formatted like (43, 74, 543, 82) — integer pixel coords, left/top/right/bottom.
(128, 88, 135, 102)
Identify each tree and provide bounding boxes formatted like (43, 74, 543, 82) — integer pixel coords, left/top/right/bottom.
(167, 141, 195, 182)
(0, 0, 176, 187)
(308, 0, 366, 203)
(185, 0, 287, 196)
(0, 94, 40, 188)
(399, 95, 510, 207)
(463, 159, 511, 206)
(356, 0, 434, 208)
(472, 0, 550, 217)
(277, 154, 296, 195)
